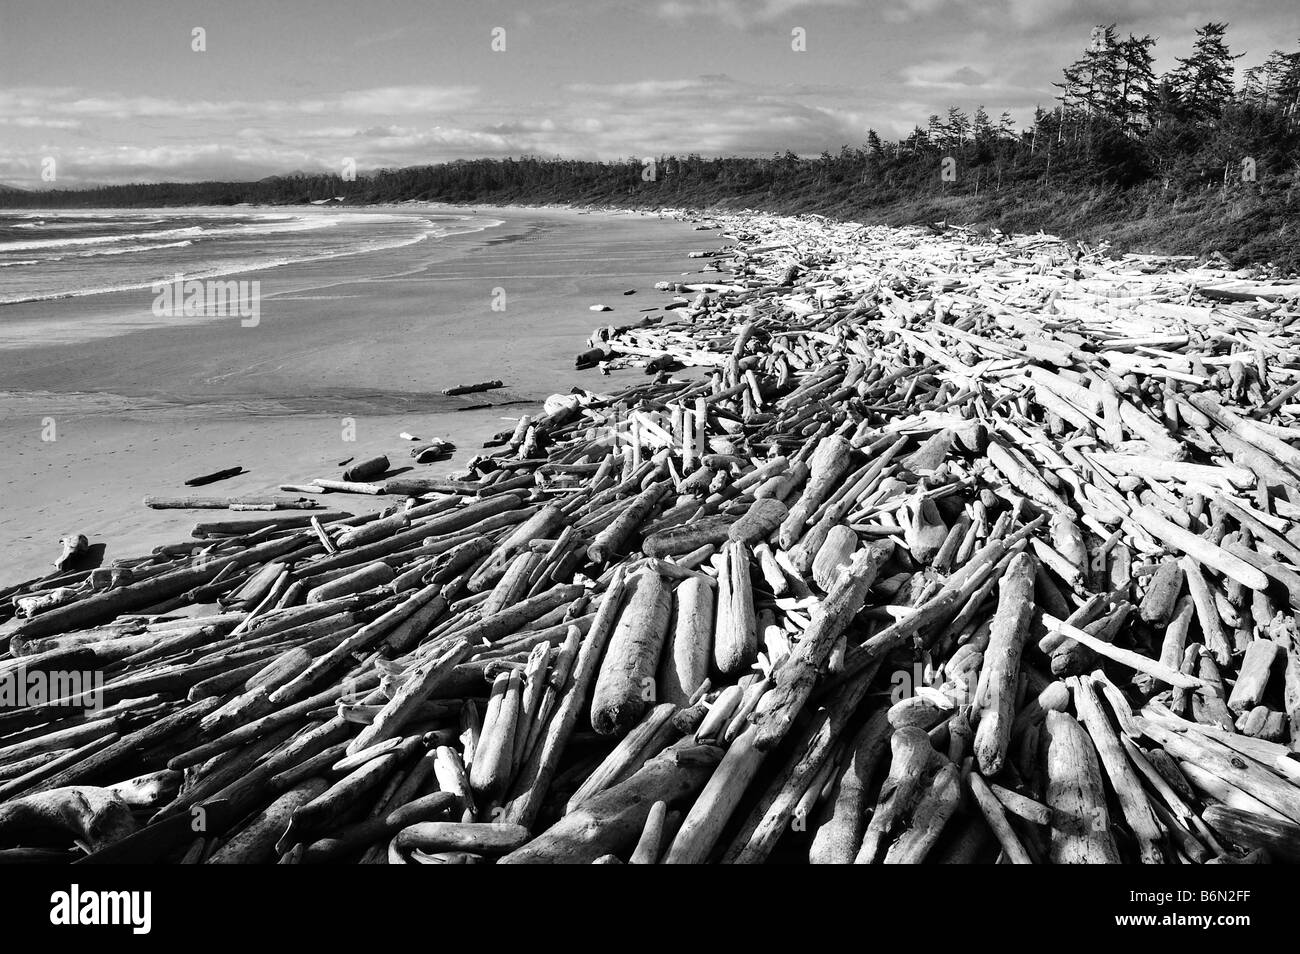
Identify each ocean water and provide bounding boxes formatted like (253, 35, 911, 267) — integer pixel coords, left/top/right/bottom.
(0, 207, 493, 305)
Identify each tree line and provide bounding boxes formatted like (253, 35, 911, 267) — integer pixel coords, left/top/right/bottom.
(4, 22, 1298, 217)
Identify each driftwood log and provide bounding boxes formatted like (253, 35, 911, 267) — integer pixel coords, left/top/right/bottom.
(1, 210, 1299, 864)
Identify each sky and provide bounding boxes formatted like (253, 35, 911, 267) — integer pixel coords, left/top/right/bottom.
(0, 0, 1295, 188)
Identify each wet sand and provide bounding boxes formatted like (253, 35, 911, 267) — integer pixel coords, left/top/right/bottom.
(0, 206, 709, 585)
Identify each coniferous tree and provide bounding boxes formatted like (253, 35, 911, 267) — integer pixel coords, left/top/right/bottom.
(998, 111, 1016, 141)
(866, 129, 884, 159)
(926, 114, 944, 150)
(1056, 25, 1123, 121)
(1090, 25, 1125, 117)
(1241, 62, 1271, 104)
(1169, 22, 1241, 120)
(1250, 47, 1300, 115)
(1115, 34, 1159, 132)
(945, 106, 970, 150)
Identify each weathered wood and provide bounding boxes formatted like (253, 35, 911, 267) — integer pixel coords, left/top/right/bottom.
(809, 709, 890, 865)
(856, 727, 947, 864)
(752, 541, 892, 750)
(1071, 676, 1165, 864)
(591, 571, 673, 735)
(659, 576, 714, 707)
(498, 742, 722, 864)
(713, 541, 758, 678)
(1202, 804, 1300, 863)
(661, 724, 767, 864)
(1044, 711, 1121, 864)
(208, 778, 328, 864)
(972, 552, 1036, 775)
(8, 208, 1300, 868)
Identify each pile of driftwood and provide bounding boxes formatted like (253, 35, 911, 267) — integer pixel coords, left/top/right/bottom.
(3, 212, 1300, 864)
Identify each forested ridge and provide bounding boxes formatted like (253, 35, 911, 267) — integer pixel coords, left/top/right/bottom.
(6, 23, 1300, 267)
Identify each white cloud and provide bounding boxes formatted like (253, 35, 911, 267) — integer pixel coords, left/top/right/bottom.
(0, 74, 875, 186)
(900, 61, 1039, 98)
(0, 86, 479, 123)
(304, 87, 478, 115)
(0, 116, 81, 129)
(0, 143, 323, 185)
(656, 0, 854, 28)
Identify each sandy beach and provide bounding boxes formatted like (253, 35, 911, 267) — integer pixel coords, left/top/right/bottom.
(0, 206, 708, 586)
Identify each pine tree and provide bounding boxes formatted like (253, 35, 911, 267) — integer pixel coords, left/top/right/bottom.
(1247, 48, 1300, 109)
(1055, 25, 1123, 121)
(944, 106, 970, 150)
(1090, 25, 1124, 117)
(1029, 105, 1047, 150)
(866, 129, 884, 159)
(1169, 22, 1241, 120)
(1115, 34, 1158, 132)
(1241, 62, 1270, 104)
(1282, 48, 1300, 127)
(926, 114, 943, 149)
(1054, 60, 1087, 118)
(998, 111, 1019, 141)
(973, 106, 994, 147)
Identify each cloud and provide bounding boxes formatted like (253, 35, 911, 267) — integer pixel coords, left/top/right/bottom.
(307, 87, 479, 115)
(540, 75, 864, 155)
(874, 0, 1263, 42)
(0, 86, 479, 123)
(0, 143, 323, 185)
(353, 27, 408, 48)
(3, 0, 1287, 189)
(881, 0, 959, 21)
(940, 67, 989, 86)
(900, 61, 1039, 99)
(656, 0, 853, 28)
(0, 74, 875, 186)
(0, 116, 82, 129)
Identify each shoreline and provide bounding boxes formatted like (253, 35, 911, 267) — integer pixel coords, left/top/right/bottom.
(0, 205, 709, 585)
(3, 208, 1298, 866)
(0, 207, 483, 309)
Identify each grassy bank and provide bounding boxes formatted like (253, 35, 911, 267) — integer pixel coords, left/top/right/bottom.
(6, 160, 1298, 272)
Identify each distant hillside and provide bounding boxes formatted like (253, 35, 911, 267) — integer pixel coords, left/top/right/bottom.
(2, 22, 1296, 268)
(4, 152, 1295, 271)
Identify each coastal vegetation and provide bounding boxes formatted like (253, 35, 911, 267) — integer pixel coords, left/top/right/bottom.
(5, 23, 1299, 268)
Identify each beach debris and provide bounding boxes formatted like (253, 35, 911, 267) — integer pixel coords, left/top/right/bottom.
(144, 495, 321, 510)
(589, 304, 613, 312)
(411, 440, 455, 463)
(0, 787, 136, 852)
(185, 467, 246, 488)
(312, 478, 384, 495)
(575, 347, 611, 369)
(3, 211, 1300, 865)
(399, 432, 421, 442)
(455, 400, 528, 412)
(442, 380, 505, 397)
(342, 456, 390, 483)
(53, 534, 89, 572)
